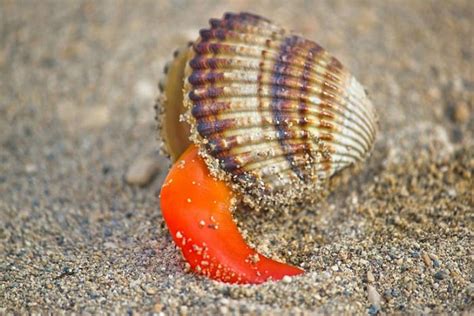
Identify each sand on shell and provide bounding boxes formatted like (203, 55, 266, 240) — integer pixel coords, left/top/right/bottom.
(0, 0, 473, 314)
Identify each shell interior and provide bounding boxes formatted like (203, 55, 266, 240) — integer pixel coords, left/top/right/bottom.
(158, 47, 192, 161)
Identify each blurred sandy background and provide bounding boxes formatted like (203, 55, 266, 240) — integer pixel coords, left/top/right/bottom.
(0, 0, 472, 314)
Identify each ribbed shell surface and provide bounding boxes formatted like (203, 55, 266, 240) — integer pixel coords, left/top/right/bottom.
(181, 12, 377, 207)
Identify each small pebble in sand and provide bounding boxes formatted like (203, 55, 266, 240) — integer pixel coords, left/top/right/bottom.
(183, 263, 191, 272)
(219, 306, 229, 314)
(422, 252, 432, 267)
(153, 303, 163, 312)
(145, 286, 158, 295)
(453, 101, 470, 124)
(367, 285, 381, 308)
(446, 188, 457, 198)
(219, 298, 230, 305)
(179, 305, 188, 315)
(282, 275, 292, 283)
(134, 80, 155, 100)
(104, 242, 118, 249)
(427, 86, 442, 100)
(367, 270, 375, 283)
(368, 304, 380, 315)
(434, 270, 449, 280)
(125, 154, 161, 186)
(61, 266, 75, 276)
(25, 163, 37, 174)
(452, 76, 464, 92)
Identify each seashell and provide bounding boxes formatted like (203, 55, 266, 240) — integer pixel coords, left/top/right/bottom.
(158, 12, 377, 209)
(157, 12, 377, 284)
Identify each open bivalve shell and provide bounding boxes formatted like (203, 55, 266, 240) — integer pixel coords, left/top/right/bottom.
(158, 12, 377, 209)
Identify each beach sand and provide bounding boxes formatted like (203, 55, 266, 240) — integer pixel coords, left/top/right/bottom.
(1, 0, 472, 314)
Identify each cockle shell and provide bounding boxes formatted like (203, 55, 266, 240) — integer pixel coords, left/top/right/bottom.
(157, 12, 377, 209)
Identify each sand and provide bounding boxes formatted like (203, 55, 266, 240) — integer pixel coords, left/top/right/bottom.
(0, 0, 473, 314)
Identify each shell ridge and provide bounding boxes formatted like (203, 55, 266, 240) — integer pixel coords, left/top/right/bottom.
(196, 101, 374, 151)
(190, 86, 373, 149)
(269, 35, 314, 182)
(335, 86, 377, 138)
(206, 132, 367, 163)
(192, 95, 374, 149)
(210, 132, 368, 159)
(262, 159, 353, 182)
(299, 42, 319, 169)
(187, 74, 378, 145)
(198, 111, 372, 155)
(220, 144, 363, 173)
(192, 43, 337, 77)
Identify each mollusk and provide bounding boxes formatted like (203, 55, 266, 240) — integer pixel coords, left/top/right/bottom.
(157, 12, 377, 284)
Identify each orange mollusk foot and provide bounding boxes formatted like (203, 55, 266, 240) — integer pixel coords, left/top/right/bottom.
(160, 145, 304, 284)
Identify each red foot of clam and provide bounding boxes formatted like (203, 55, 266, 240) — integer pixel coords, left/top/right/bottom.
(160, 145, 304, 284)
